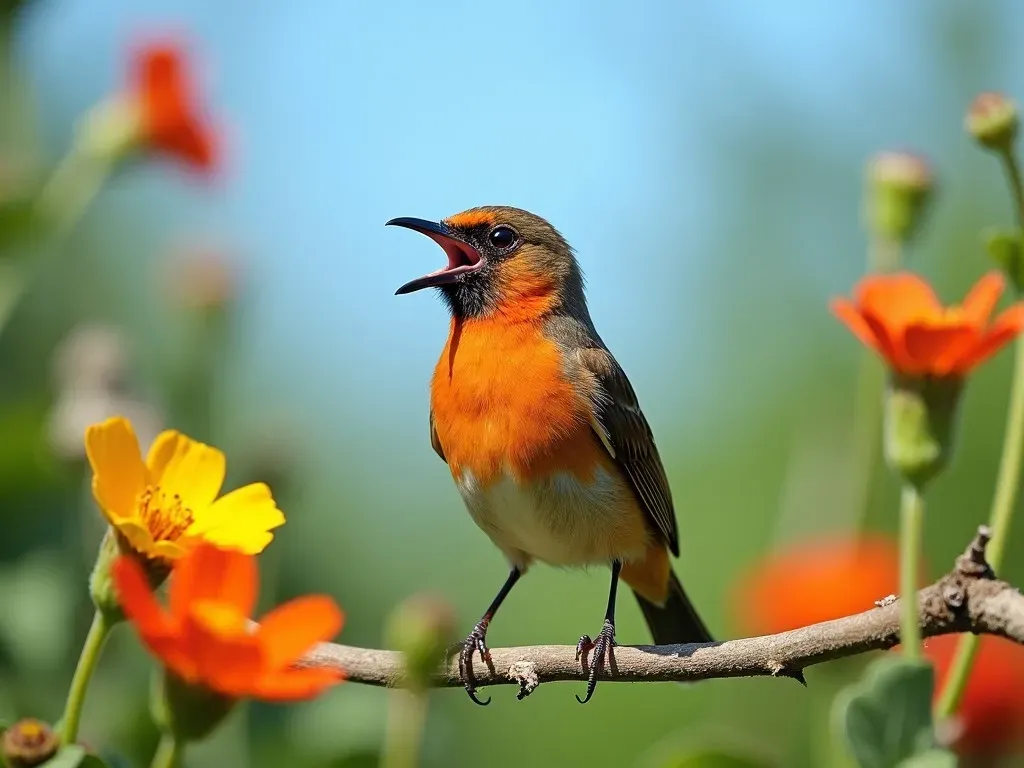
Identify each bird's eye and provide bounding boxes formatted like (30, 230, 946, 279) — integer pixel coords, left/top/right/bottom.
(488, 225, 517, 250)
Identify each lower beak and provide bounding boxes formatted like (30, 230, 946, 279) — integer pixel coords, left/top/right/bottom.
(387, 217, 484, 295)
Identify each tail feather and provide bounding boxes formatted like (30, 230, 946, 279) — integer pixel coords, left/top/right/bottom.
(632, 570, 714, 646)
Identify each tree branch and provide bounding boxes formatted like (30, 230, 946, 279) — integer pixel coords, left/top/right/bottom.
(296, 526, 1024, 698)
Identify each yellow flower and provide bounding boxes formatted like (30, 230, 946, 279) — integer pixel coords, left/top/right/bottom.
(85, 416, 285, 560)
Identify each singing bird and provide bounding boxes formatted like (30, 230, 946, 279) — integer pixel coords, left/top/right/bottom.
(388, 206, 714, 704)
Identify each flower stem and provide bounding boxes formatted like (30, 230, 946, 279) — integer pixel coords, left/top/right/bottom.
(933, 146, 1024, 718)
(150, 733, 182, 768)
(898, 484, 925, 659)
(382, 689, 429, 768)
(60, 610, 112, 744)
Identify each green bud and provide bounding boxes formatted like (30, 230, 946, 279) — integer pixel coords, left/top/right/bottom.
(384, 593, 457, 693)
(984, 227, 1024, 291)
(1, 718, 57, 767)
(152, 668, 234, 743)
(89, 527, 172, 624)
(966, 92, 1019, 151)
(865, 151, 934, 243)
(884, 374, 963, 489)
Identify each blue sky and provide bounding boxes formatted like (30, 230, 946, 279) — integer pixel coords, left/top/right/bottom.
(14, 0, 1024, 445)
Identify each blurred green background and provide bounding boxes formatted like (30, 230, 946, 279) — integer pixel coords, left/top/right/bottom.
(1, 0, 1023, 766)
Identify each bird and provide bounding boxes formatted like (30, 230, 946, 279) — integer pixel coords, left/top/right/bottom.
(387, 206, 714, 705)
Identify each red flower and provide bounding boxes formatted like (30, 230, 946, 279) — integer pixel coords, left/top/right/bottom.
(114, 543, 344, 701)
(130, 41, 217, 171)
(928, 634, 1024, 758)
(732, 535, 902, 635)
(831, 272, 1024, 377)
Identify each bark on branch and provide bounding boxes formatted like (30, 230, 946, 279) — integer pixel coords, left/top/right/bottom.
(296, 527, 1024, 699)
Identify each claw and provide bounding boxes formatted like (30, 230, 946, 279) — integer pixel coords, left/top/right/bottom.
(576, 620, 616, 704)
(458, 621, 492, 705)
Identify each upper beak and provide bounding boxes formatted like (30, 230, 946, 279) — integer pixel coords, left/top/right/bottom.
(387, 217, 484, 295)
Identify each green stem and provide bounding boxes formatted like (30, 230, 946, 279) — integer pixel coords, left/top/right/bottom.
(934, 147, 1024, 718)
(899, 484, 925, 659)
(59, 610, 112, 744)
(382, 689, 429, 768)
(150, 733, 182, 768)
(869, 235, 902, 274)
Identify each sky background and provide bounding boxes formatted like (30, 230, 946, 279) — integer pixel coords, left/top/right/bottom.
(5, 2, 1024, 766)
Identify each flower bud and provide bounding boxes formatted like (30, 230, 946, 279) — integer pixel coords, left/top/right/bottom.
(385, 593, 457, 693)
(966, 92, 1019, 152)
(884, 374, 963, 488)
(1, 719, 57, 768)
(90, 527, 171, 622)
(152, 668, 234, 743)
(865, 151, 934, 243)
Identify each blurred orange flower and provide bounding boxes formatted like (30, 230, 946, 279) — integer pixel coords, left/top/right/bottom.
(115, 543, 345, 701)
(927, 634, 1024, 758)
(831, 271, 1024, 377)
(85, 417, 285, 561)
(732, 534, 902, 635)
(131, 41, 216, 171)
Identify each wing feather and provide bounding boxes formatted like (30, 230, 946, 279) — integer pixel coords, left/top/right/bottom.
(577, 347, 679, 556)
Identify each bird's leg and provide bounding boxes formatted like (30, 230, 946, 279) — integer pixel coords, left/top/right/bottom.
(575, 560, 622, 704)
(459, 567, 521, 706)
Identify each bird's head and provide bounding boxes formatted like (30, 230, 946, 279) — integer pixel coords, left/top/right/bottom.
(388, 206, 583, 319)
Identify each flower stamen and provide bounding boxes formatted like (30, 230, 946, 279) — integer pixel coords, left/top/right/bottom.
(138, 486, 194, 543)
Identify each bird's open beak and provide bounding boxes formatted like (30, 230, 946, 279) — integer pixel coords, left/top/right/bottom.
(387, 217, 484, 295)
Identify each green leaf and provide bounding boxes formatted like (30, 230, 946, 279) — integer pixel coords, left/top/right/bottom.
(660, 750, 774, 768)
(832, 656, 939, 768)
(897, 749, 958, 768)
(984, 227, 1024, 289)
(79, 756, 112, 768)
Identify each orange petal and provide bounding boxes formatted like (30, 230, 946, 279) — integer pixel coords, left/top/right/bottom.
(169, 543, 257, 620)
(113, 556, 174, 637)
(250, 667, 346, 702)
(904, 322, 980, 376)
(961, 271, 1006, 326)
(954, 304, 1024, 374)
(856, 272, 942, 328)
(257, 595, 344, 670)
(84, 417, 146, 523)
(860, 307, 916, 372)
(180, 611, 263, 697)
(831, 299, 884, 350)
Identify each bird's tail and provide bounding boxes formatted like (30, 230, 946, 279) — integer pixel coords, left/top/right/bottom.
(631, 569, 714, 645)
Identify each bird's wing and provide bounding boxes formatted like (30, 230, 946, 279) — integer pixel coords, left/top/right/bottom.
(577, 347, 680, 556)
(429, 409, 447, 463)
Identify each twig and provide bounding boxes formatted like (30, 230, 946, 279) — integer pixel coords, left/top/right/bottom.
(296, 527, 1024, 698)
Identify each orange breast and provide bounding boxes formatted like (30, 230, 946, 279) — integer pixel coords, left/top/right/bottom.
(430, 317, 610, 486)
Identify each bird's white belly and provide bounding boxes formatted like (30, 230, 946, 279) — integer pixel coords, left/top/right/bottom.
(454, 467, 646, 568)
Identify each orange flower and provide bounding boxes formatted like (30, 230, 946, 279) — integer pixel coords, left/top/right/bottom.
(114, 543, 344, 701)
(732, 535, 902, 635)
(831, 271, 1024, 377)
(130, 40, 216, 171)
(928, 634, 1024, 757)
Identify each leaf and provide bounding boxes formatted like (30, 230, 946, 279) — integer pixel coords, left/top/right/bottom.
(984, 228, 1024, 289)
(832, 655, 939, 768)
(897, 749, 958, 768)
(660, 750, 774, 768)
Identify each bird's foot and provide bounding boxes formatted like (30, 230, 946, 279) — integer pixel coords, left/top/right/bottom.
(459, 621, 493, 706)
(575, 619, 617, 704)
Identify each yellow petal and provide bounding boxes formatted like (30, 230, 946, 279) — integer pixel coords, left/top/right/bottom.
(84, 418, 146, 523)
(146, 430, 226, 511)
(116, 518, 159, 557)
(189, 483, 285, 555)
